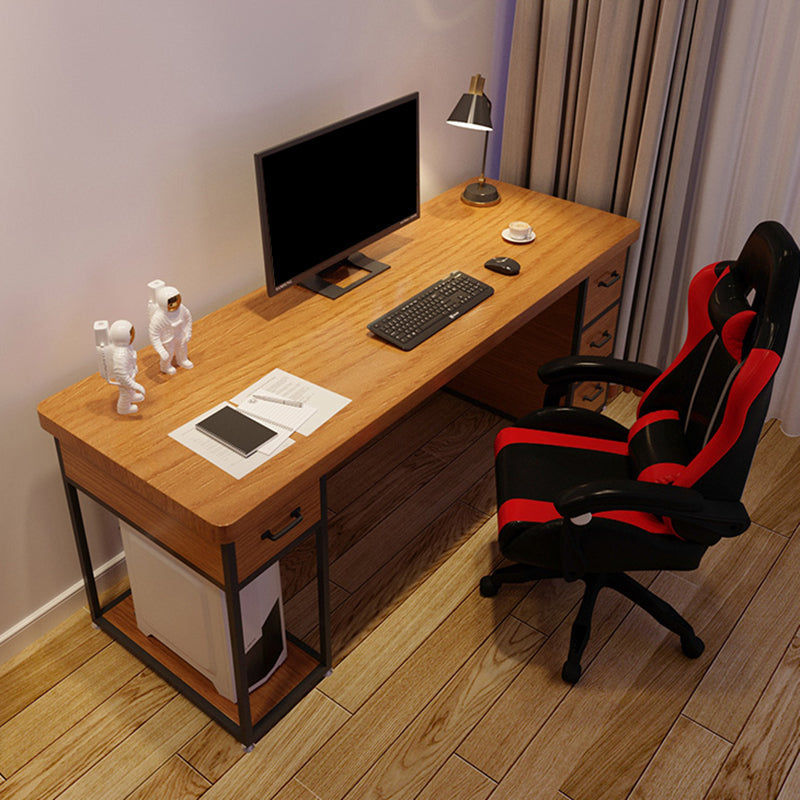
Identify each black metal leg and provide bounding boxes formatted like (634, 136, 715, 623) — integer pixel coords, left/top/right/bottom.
(55, 441, 101, 620)
(221, 542, 254, 746)
(317, 477, 332, 670)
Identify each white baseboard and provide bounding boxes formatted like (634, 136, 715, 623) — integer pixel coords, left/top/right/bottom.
(0, 552, 127, 667)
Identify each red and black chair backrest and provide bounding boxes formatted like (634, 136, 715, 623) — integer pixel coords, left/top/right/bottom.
(631, 221, 800, 509)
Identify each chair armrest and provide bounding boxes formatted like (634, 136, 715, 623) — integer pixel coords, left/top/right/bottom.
(539, 356, 662, 405)
(556, 480, 750, 541)
(556, 479, 703, 518)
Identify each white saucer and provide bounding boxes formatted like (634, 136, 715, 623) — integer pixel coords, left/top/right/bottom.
(502, 228, 536, 244)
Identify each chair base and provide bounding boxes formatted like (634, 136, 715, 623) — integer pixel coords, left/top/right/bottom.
(480, 565, 704, 684)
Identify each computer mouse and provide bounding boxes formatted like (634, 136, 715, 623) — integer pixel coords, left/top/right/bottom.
(484, 256, 521, 275)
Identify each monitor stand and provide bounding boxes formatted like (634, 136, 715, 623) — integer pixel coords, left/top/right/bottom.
(298, 252, 390, 299)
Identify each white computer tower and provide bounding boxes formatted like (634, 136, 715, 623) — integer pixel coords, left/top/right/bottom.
(119, 521, 287, 703)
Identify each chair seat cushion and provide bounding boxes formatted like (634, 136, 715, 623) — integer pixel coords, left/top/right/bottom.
(495, 417, 706, 573)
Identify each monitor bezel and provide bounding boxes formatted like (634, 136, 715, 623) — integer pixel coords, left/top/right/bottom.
(254, 92, 420, 298)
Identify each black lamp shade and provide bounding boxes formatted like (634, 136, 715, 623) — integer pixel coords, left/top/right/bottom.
(447, 92, 493, 131)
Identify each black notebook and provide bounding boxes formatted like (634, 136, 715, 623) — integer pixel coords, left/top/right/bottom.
(195, 405, 277, 457)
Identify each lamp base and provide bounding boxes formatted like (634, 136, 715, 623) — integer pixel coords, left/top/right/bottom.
(461, 181, 501, 207)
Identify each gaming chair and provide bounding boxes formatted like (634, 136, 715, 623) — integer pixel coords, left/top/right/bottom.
(480, 221, 800, 683)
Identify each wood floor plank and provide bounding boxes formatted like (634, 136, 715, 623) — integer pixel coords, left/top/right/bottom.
(480, 574, 696, 800)
(343, 617, 542, 800)
(560, 527, 782, 800)
(298, 582, 529, 800)
(684, 527, 799, 741)
(330, 423, 502, 593)
(329, 406, 500, 582)
(706, 626, 800, 800)
(486, 522, 780, 800)
(458, 469, 496, 517)
(328, 435, 453, 556)
(326, 391, 470, 513)
(0, 640, 145, 776)
(416, 755, 495, 800)
(282, 575, 349, 648)
(316, 514, 503, 712)
(0, 609, 108, 728)
(776, 746, 800, 799)
(328, 501, 488, 663)
(0, 670, 175, 800)
(198, 690, 350, 800)
(457, 577, 651, 781)
(52, 693, 207, 800)
(124, 755, 210, 800)
(627, 715, 730, 800)
(511, 574, 587, 636)
(178, 721, 245, 784)
(271, 780, 324, 800)
(742, 421, 800, 535)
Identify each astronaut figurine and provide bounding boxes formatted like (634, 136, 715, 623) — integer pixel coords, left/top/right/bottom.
(147, 279, 193, 375)
(94, 319, 146, 415)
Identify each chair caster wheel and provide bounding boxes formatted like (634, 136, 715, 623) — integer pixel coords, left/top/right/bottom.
(681, 633, 705, 659)
(479, 575, 500, 597)
(562, 659, 582, 684)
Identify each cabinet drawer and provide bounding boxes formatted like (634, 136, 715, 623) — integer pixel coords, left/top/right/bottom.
(579, 305, 619, 357)
(235, 482, 322, 583)
(583, 260, 625, 325)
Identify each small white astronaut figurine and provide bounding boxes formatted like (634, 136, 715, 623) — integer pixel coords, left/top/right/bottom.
(94, 319, 146, 415)
(147, 279, 193, 375)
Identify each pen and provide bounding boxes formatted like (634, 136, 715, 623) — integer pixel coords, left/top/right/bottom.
(252, 393, 304, 408)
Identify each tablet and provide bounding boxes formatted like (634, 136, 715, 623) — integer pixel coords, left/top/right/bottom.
(195, 405, 278, 457)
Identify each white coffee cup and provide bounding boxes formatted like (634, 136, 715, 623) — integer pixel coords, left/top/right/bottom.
(507, 220, 533, 241)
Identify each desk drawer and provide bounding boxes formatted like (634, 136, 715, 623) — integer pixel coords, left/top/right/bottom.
(583, 258, 626, 325)
(235, 481, 322, 583)
(579, 305, 619, 357)
(572, 305, 620, 411)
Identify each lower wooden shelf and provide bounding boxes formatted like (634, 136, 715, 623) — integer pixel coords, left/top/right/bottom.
(102, 594, 322, 734)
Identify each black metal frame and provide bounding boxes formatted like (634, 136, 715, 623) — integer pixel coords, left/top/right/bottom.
(55, 439, 332, 748)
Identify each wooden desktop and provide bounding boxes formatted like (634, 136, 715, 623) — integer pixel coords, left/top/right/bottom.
(37, 179, 639, 745)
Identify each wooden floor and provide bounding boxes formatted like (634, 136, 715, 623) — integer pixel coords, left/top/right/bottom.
(3, 389, 800, 800)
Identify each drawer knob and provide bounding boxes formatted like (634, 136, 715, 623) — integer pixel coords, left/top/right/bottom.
(262, 507, 303, 541)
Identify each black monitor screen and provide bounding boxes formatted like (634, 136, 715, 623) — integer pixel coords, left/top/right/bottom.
(255, 93, 420, 297)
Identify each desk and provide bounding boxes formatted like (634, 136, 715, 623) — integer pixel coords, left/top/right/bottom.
(38, 180, 639, 745)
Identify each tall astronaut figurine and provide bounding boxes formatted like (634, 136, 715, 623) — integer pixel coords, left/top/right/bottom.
(94, 319, 146, 415)
(147, 279, 193, 375)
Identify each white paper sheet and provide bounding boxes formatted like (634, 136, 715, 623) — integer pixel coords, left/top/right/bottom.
(232, 368, 351, 435)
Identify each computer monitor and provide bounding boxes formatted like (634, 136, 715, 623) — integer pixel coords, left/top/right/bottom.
(254, 93, 420, 298)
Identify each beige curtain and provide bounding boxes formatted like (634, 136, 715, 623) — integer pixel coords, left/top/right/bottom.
(672, 0, 800, 435)
(499, 0, 726, 365)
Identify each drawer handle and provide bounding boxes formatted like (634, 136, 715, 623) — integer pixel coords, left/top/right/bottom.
(597, 270, 620, 288)
(262, 507, 303, 541)
(590, 330, 612, 349)
(583, 384, 604, 402)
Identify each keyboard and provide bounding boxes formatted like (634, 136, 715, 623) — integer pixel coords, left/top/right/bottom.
(367, 271, 494, 350)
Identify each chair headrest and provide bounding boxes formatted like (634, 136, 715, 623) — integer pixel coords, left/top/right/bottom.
(708, 221, 800, 360)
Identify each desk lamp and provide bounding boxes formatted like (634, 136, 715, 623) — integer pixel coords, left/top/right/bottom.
(447, 74, 500, 206)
